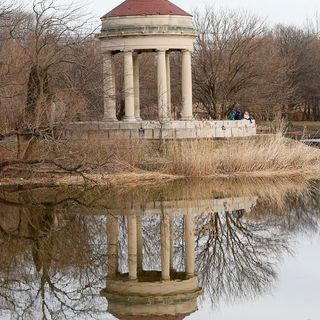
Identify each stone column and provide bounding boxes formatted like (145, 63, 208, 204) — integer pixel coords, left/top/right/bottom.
(157, 50, 168, 121)
(160, 213, 170, 280)
(107, 215, 119, 277)
(166, 52, 172, 120)
(184, 213, 195, 278)
(137, 215, 143, 273)
(103, 52, 118, 122)
(181, 50, 193, 120)
(128, 215, 137, 280)
(133, 54, 141, 121)
(123, 50, 136, 122)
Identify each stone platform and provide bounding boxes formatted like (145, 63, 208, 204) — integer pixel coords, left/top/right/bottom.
(67, 120, 256, 140)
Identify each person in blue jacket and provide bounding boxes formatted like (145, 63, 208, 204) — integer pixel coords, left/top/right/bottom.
(234, 109, 242, 120)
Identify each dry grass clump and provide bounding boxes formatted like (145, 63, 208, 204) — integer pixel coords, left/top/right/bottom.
(162, 135, 320, 177)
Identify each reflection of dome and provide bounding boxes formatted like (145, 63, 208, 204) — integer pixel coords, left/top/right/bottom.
(102, 272, 201, 318)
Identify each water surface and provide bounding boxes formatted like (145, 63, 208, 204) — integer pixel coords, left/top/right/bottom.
(0, 178, 319, 319)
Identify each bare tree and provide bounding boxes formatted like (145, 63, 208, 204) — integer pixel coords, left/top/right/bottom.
(0, 0, 103, 178)
(192, 7, 265, 119)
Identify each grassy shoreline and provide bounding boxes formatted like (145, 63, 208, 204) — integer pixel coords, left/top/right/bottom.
(0, 135, 320, 188)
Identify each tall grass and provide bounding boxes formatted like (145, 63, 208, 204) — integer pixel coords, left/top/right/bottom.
(40, 135, 320, 177)
(161, 135, 320, 177)
(1, 134, 319, 180)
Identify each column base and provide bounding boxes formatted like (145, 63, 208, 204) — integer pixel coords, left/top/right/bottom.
(122, 117, 138, 122)
(158, 117, 171, 122)
(180, 116, 194, 121)
(128, 276, 138, 281)
(186, 273, 195, 279)
(103, 117, 118, 122)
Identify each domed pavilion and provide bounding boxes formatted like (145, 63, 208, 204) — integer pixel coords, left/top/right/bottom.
(69, 0, 256, 139)
(97, 0, 196, 123)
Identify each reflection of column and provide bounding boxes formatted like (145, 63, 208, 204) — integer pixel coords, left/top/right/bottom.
(157, 50, 168, 120)
(181, 50, 193, 120)
(133, 54, 141, 120)
(107, 215, 119, 277)
(161, 213, 170, 280)
(170, 215, 174, 271)
(128, 215, 137, 280)
(166, 52, 171, 119)
(103, 51, 118, 122)
(184, 213, 195, 279)
(137, 215, 143, 273)
(123, 50, 136, 122)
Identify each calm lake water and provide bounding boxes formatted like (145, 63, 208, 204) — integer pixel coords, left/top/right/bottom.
(0, 178, 319, 320)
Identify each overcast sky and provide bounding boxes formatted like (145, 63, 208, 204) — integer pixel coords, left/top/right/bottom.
(91, 0, 320, 27)
(22, 0, 320, 28)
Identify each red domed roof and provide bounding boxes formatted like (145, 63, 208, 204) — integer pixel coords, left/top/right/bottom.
(102, 0, 191, 18)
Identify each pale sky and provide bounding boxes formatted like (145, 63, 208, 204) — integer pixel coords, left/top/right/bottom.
(87, 0, 320, 27)
(22, 0, 320, 28)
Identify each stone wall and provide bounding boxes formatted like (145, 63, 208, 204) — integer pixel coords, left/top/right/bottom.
(107, 196, 258, 216)
(67, 120, 256, 140)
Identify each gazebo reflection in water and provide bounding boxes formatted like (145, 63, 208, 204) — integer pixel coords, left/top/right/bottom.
(101, 195, 256, 319)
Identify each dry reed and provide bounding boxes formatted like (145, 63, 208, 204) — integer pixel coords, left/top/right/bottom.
(161, 135, 320, 177)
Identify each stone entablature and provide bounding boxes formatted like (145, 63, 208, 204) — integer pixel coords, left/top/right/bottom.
(104, 196, 257, 216)
(99, 25, 194, 36)
(105, 277, 199, 295)
(100, 15, 195, 35)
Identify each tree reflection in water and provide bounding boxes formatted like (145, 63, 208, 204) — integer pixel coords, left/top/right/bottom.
(195, 209, 288, 306)
(0, 189, 107, 319)
(0, 177, 318, 319)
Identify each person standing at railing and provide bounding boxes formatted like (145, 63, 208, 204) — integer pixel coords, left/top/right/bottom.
(243, 111, 253, 123)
